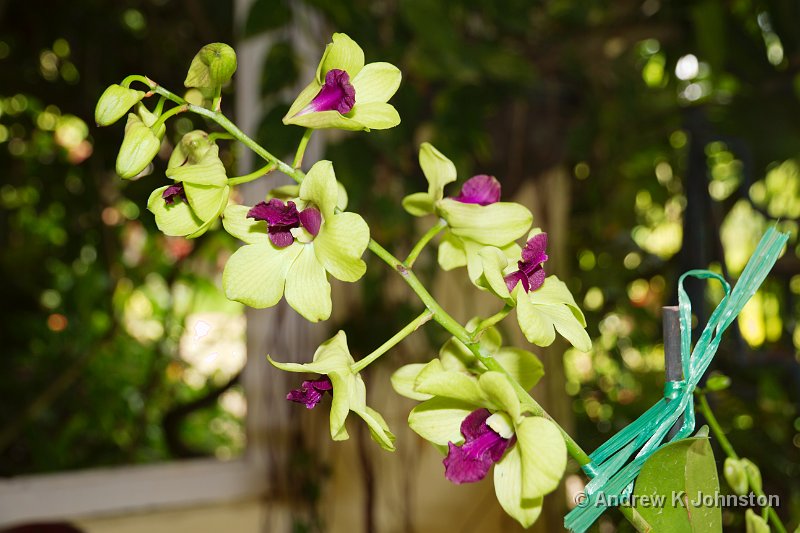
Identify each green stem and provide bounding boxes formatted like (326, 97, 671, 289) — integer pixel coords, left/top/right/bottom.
(367, 238, 592, 466)
(293, 129, 313, 169)
(211, 85, 222, 112)
(153, 96, 166, 117)
(470, 304, 513, 340)
(151, 104, 187, 131)
(228, 163, 276, 186)
(208, 132, 235, 142)
(121, 74, 155, 90)
(351, 310, 434, 373)
(151, 84, 305, 183)
(698, 392, 787, 533)
(404, 219, 446, 268)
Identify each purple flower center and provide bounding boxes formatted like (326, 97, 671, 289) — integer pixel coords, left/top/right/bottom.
(443, 408, 514, 484)
(247, 198, 322, 248)
(163, 183, 187, 205)
(296, 69, 356, 117)
(504, 232, 548, 293)
(454, 175, 502, 206)
(286, 377, 333, 409)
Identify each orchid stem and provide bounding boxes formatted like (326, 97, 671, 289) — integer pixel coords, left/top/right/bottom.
(151, 84, 305, 184)
(208, 132, 235, 142)
(228, 163, 276, 186)
(470, 305, 513, 340)
(352, 310, 434, 373)
(151, 104, 187, 131)
(293, 129, 314, 169)
(697, 392, 787, 533)
(404, 219, 446, 268)
(121, 74, 154, 89)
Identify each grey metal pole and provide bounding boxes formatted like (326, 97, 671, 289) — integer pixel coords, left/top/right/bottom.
(663, 306, 683, 438)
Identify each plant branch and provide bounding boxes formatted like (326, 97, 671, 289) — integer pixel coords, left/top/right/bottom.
(351, 310, 434, 373)
(404, 219, 446, 268)
(293, 129, 313, 169)
(698, 392, 787, 533)
(228, 163, 276, 186)
(470, 304, 513, 340)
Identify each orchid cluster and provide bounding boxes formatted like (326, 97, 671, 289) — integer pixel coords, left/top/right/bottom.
(96, 35, 592, 529)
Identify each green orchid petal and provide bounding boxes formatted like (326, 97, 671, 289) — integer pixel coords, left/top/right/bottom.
(478, 372, 520, 422)
(284, 244, 332, 322)
(477, 246, 512, 298)
(316, 33, 365, 84)
(95, 84, 146, 126)
(168, 130, 215, 169)
(271, 182, 348, 210)
(515, 417, 567, 500)
(390, 363, 433, 401)
(147, 186, 205, 237)
(183, 182, 226, 221)
(328, 371, 353, 441)
(402, 192, 436, 217)
(283, 81, 321, 124)
(438, 338, 473, 372)
(351, 62, 401, 104)
(223, 242, 302, 308)
(414, 359, 486, 404)
(300, 160, 339, 219)
(222, 204, 269, 245)
(494, 445, 543, 528)
(353, 405, 396, 451)
(420, 142, 457, 202)
(116, 113, 162, 179)
(346, 102, 400, 130)
(494, 347, 544, 391)
(463, 239, 487, 284)
(408, 397, 475, 446)
(437, 199, 532, 246)
(166, 145, 227, 186)
(437, 231, 467, 270)
(284, 109, 365, 131)
(516, 278, 592, 351)
(268, 330, 354, 375)
(468, 322, 503, 353)
(314, 212, 369, 282)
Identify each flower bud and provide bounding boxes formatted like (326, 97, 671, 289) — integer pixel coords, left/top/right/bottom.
(723, 458, 748, 495)
(184, 43, 237, 88)
(95, 84, 146, 126)
(745, 509, 770, 533)
(116, 113, 162, 179)
(168, 130, 215, 169)
(741, 458, 762, 493)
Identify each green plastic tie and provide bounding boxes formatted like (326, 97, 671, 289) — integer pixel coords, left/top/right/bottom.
(565, 227, 789, 533)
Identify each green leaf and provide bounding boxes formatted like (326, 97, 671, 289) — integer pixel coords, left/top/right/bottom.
(633, 437, 722, 533)
(316, 33, 365, 84)
(745, 509, 771, 533)
(313, 211, 369, 282)
(515, 417, 567, 500)
(95, 84, 145, 126)
(407, 397, 474, 446)
(390, 363, 432, 401)
(223, 242, 301, 309)
(437, 198, 532, 246)
(494, 444, 543, 528)
(351, 62, 402, 104)
(284, 244, 331, 322)
(222, 204, 270, 245)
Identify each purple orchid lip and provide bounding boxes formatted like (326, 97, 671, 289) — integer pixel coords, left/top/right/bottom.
(247, 199, 323, 247)
(454, 175, 502, 206)
(287, 377, 334, 409)
(295, 69, 356, 117)
(504, 232, 548, 293)
(443, 408, 514, 484)
(163, 183, 187, 205)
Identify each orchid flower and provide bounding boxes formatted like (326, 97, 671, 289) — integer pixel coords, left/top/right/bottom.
(476, 230, 592, 351)
(283, 33, 401, 131)
(268, 331, 396, 451)
(402, 143, 532, 279)
(222, 160, 369, 322)
(147, 130, 230, 238)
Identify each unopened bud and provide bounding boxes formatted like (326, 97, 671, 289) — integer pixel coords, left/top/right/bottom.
(723, 458, 748, 495)
(116, 113, 162, 179)
(184, 43, 237, 88)
(95, 84, 146, 126)
(168, 130, 215, 169)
